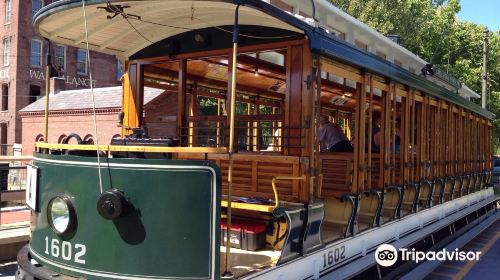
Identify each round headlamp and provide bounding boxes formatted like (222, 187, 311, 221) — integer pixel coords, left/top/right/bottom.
(47, 196, 76, 235)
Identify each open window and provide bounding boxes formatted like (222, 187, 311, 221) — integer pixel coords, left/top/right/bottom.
(140, 48, 291, 154)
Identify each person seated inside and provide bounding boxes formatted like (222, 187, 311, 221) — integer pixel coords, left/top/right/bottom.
(319, 116, 353, 152)
(370, 112, 381, 152)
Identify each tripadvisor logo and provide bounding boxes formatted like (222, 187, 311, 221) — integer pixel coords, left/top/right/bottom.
(375, 244, 398, 267)
(375, 244, 482, 267)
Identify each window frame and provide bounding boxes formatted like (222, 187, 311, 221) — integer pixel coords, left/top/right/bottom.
(2, 37, 10, 66)
(5, 0, 11, 24)
(1, 84, 8, 111)
(30, 39, 43, 68)
(76, 48, 88, 75)
(32, 0, 43, 19)
(29, 85, 41, 104)
(55, 44, 66, 71)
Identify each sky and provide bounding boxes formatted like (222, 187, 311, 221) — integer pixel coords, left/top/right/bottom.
(458, 0, 500, 31)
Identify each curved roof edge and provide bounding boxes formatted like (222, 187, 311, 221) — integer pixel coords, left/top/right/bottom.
(33, 0, 494, 119)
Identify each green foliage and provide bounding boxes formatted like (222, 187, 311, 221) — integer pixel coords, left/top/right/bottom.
(330, 0, 500, 153)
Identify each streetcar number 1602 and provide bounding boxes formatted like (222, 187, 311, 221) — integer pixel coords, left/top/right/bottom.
(44, 237, 86, 264)
(323, 245, 346, 267)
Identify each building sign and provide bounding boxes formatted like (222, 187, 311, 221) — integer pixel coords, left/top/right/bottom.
(29, 69, 96, 87)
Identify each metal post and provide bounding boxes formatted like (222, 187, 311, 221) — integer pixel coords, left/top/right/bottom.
(223, 4, 240, 279)
(481, 28, 488, 109)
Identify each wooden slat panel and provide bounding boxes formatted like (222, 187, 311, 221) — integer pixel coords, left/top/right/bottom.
(178, 154, 301, 202)
(319, 153, 354, 197)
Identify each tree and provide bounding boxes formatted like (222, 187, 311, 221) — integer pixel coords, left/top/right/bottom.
(329, 0, 500, 153)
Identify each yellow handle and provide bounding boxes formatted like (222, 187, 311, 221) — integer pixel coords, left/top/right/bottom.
(271, 175, 306, 207)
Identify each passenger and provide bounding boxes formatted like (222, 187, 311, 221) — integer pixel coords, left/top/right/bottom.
(394, 124, 401, 153)
(370, 113, 381, 152)
(319, 116, 353, 152)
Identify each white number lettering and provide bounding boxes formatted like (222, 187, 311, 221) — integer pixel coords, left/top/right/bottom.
(44, 236, 49, 255)
(43, 237, 86, 264)
(61, 241, 72, 261)
(51, 239, 60, 257)
(74, 244, 86, 264)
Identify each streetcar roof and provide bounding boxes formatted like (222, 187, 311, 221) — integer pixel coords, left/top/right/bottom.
(34, 0, 494, 119)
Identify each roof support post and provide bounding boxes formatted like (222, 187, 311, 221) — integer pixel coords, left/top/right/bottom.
(223, 4, 241, 279)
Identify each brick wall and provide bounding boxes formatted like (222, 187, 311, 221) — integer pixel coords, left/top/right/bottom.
(21, 90, 178, 155)
(0, 0, 120, 149)
(21, 111, 121, 156)
(144, 90, 178, 138)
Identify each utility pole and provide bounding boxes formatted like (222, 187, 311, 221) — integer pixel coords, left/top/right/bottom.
(482, 28, 489, 109)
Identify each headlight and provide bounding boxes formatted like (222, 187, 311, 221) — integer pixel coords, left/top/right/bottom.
(47, 196, 76, 235)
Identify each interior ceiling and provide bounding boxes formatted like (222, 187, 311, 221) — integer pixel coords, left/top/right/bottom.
(144, 56, 375, 112)
(36, 0, 303, 60)
(147, 55, 287, 95)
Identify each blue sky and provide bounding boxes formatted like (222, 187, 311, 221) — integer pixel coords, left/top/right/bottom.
(458, 0, 500, 31)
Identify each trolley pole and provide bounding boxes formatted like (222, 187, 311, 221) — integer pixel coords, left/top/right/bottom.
(223, 4, 240, 279)
(44, 40, 52, 143)
(482, 28, 488, 109)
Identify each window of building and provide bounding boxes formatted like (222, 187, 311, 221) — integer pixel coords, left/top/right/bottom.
(83, 134, 94, 144)
(32, 0, 43, 19)
(77, 49, 88, 75)
(5, 0, 11, 24)
(2, 37, 10, 66)
(35, 134, 44, 142)
(29, 85, 41, 104)
(58, 134, 67, 144)
(116, 60, 123, 81)
(0, 123, 7, 156)
(55, 45, 66, 71)
(1, 84, 7, 111)
(30, 39, 43, 67)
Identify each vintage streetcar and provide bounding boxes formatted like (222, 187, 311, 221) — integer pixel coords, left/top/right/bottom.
(17, 0, 498, 279)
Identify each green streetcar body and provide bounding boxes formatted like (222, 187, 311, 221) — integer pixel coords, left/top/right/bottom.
(29, 153, 221, 279)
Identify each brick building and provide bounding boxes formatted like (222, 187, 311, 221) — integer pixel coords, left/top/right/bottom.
(0, 0, 120, 151)
(20, 82, 178, 156)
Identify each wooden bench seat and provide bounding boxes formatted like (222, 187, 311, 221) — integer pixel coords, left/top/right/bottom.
(177, 153, 303, 205)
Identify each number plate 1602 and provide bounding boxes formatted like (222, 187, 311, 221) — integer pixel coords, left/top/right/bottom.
(323, 245, 346, 268)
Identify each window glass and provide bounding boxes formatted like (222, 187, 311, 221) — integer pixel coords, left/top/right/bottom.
(77, 49, 88, 74)
(29, 85, 41, 104)
(55, 45, 66, 71)
(2, 37, 10, 66)
(30, 39, 42, 67)
(32, 0, 43, 19)
(5, 0, 11, 24)
(1, 84, 7, 111)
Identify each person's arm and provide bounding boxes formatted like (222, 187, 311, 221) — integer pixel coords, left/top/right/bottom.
(319, 127, 327, 151)
(373, 131, 381, 147)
